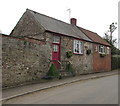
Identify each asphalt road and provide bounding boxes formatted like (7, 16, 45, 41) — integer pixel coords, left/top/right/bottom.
(3, 74, 118, 104)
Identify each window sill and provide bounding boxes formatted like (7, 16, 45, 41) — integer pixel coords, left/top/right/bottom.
(73, 52, 84, 55)
(99, 52, 106, 54)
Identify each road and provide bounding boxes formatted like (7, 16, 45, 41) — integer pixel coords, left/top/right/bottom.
(3, 75, 118, 104)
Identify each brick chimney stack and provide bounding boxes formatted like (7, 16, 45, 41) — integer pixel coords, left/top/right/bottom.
(70, 18, 77, 25)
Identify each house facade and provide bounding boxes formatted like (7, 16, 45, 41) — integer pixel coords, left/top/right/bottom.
(79, 27, 111, 72)
(2, 9, 111, 88)
(10, 9, 94, 75)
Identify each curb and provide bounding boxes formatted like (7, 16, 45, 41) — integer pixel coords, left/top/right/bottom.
(1, 72, 118, 102)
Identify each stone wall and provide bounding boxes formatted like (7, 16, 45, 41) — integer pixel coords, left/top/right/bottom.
(2, 31, 111, 88)
(10, 11, 45, 37)
(40, 32, 94, 75)
(2, 35, 52, 88)
(60, 36, 93, 75)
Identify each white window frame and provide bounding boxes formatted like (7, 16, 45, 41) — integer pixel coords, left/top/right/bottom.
(98, 45, 106, 54)
(73, 40, 84, 54)
(53, 45, 58, 52)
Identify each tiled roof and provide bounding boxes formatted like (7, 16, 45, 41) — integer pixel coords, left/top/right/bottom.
(27, 9, 92, 42)
(79, 27, 111, 46)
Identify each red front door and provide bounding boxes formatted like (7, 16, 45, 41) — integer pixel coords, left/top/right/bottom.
(52, 35, 60, 69)
(52, 43, 60, 69)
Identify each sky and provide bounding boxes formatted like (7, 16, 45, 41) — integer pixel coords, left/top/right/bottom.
(0, 0, 119, 47)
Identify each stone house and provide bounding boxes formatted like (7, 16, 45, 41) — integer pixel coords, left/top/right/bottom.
(10, 9, 94, 75)
(2, 9, 111, 88)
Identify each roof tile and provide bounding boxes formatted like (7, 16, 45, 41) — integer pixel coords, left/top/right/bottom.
(79, 27, 111, 46)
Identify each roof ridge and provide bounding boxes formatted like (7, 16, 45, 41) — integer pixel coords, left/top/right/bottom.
(26, 8, 73, 27)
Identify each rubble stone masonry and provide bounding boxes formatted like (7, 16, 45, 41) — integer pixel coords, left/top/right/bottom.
(60, 35, 93, 75)
(2, 35, 51, 88)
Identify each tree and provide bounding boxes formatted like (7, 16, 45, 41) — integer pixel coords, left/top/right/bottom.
(104, 22, 120, 55)
(104, 22, 117, 44)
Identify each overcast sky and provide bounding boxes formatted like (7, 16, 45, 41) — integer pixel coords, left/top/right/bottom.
(0, 0, 119, 46)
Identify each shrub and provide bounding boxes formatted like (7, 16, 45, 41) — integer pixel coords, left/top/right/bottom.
(47, 63, 59, 78)
(100, 54, 106, 57)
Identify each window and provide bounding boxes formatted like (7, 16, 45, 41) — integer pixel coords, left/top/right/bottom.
(53, 45, 58, 52)
(99, 45, 106, 54)
(53, 36, 60, 43)
(107, 47, 110, 54)
(94, 45, 98, 52)
(73, 40, 83, 54)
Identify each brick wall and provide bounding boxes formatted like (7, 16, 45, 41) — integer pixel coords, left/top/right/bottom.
(93, 44, 111, 72)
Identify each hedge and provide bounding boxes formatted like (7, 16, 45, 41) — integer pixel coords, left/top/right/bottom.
(112, 56, 120, 70)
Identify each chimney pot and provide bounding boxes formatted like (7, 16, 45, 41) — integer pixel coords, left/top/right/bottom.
(70, 18, 77, 25)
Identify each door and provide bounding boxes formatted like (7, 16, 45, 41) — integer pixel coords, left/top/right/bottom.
(52, 43, 60, 69)
(52, 36, 60, 69)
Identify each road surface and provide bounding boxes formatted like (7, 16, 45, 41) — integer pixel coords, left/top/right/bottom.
(3, 74, 118, 104)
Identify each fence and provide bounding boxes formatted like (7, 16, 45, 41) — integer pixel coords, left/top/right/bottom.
(112, 55, 120, 70)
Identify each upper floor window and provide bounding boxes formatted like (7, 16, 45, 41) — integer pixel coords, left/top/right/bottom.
(73, 40, 83, 54)
(99, 45, 106, 54)
(53, 36, 60, 43)
(53, 45, 58, 52)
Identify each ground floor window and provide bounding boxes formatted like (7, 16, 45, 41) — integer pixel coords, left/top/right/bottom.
(73, 40, 83, 54)
(98, 45, 106, 54)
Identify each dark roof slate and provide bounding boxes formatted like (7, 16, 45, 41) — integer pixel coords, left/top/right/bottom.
(26, 9, 110, 46)
(27, 9, 92, 42)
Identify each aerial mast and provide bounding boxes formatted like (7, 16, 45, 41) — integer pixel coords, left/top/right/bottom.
(67, 8, 71, 23)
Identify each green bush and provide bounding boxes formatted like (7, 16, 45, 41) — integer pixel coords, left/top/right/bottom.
(47, 63, 59, 77)
(112, 56, 120, 70)
(100, 54, 106, 57)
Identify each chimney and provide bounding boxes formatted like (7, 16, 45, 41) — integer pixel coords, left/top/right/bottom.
(70, 18, 77, 25)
